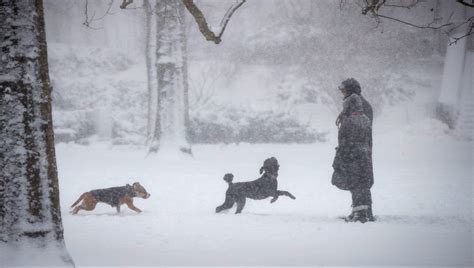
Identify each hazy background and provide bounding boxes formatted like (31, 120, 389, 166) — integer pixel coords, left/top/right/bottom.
(37, 1, 473, 265)
(43, 0, 471, 145)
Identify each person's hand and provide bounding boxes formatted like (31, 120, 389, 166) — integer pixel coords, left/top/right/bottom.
(335, 115, 342, 128)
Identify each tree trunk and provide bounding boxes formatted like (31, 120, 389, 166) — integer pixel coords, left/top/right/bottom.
(149, 0, 191, 154)
(436, 3, 468, 129)
(145, 0, 159, 143)
(0, 0, 73, 265)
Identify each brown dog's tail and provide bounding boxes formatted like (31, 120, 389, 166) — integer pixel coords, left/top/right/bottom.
(223, 173, 234, 185)
(71, 193, 87, 208)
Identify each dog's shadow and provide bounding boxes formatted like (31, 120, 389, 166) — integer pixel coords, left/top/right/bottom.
(374, 214, 470, 226)
(70, 211, 150, 217)
(245, 212, 273, 217)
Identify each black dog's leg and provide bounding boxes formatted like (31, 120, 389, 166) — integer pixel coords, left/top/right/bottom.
(235, 197, 246, 214)
(271, 191, 296, 203)
(278, 190, 296, 199)
(216, 195, 234, 213)
(270, 195, 279, 203)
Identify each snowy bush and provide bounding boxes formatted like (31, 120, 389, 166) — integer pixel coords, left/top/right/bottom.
(52, 109, 95, 143)
(271, 67, 419, 117)
(49, 44, 147, 145)
(189, 106, 327, 144)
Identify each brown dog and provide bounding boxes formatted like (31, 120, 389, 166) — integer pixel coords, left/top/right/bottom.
(71, 182, 150, 214)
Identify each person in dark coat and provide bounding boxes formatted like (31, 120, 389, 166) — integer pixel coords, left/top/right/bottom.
(332, 78, 375, 223)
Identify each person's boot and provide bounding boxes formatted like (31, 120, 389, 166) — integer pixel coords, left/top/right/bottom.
(344, 211, 355, 222)
(367, 205, 376, 222)
(354, 210, 369, 223)
(347, 205, 369, 223)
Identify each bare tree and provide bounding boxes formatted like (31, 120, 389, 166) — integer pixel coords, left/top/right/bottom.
(145, 0, 191, 154)
(182, 0, 246, 44)
(189, 62, 236, 113)
(0, 0, 73, 265)
(144, 0, 159, 143)
(356, 0, 473, 43)
(351, 0, 472, 132)
(80, 0, 245, 153)
(117, 0, 245, 154)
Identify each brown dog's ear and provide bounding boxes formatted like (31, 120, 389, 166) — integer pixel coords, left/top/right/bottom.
(133, 182, 139, 187)
(260, 167, 264, 174)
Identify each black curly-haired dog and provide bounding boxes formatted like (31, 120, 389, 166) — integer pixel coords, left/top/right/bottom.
(216, 157, 296, 214)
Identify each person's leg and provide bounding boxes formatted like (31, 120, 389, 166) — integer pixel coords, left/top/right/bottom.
(348, 188, 371, 223)
(345, 190, 357, 220)
(365, 189, 375, 221)
(345, 189, 363, 221)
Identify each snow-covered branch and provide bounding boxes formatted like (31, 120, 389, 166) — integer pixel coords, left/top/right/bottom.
(374, 13, 453, 30)
(359, 0, 473, 43)
(456, 0, 474, 8)
(448, 16, 474, 45)
(120, 0, 134, 9)
(83, 0, 115, 29)
(117, 0, 246, 43)
(182, 0, 246, 44)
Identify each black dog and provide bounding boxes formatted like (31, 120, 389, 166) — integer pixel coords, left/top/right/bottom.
(216, 157, 295, 214)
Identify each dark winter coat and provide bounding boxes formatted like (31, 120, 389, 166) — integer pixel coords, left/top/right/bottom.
(90, 185, 136, 207)
(360, 96, 373, 125)
(360, 95, 373, 148)
(332, 94, 374, 191)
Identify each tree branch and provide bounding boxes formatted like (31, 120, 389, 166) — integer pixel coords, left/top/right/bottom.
(448, 17, 474, 44)
(447, 15, 474, 34)
(85, 0, 244, 43)
(120, 0, 134, 9)
(360, 0, 474, 44)
(376, 13, 453, 30)
(83, 0, 115, 29)
(183, 0, 246, 44)
(218, 0, 246, 40)
(383, 0, 420, 9)
(456, 0, 474, 8)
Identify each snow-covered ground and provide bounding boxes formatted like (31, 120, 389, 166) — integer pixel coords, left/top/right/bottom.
(55, 121, 472, 266)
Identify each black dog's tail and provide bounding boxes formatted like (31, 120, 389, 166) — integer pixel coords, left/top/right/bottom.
(223, 173, 234, 185)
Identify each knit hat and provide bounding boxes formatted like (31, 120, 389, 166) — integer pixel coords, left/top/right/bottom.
(339, 78, 361, 95)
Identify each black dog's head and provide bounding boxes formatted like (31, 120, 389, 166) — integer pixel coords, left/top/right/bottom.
(223, 173, 234, 184)
(259, 157, 279, 176)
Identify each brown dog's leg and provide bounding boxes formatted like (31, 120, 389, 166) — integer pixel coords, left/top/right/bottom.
(71, 205, 82, 215)
(72, 203, 96, 214)
(71, 193, 97, 214)
(71, 192, 87, 208)
(120, 196, 142, 213)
